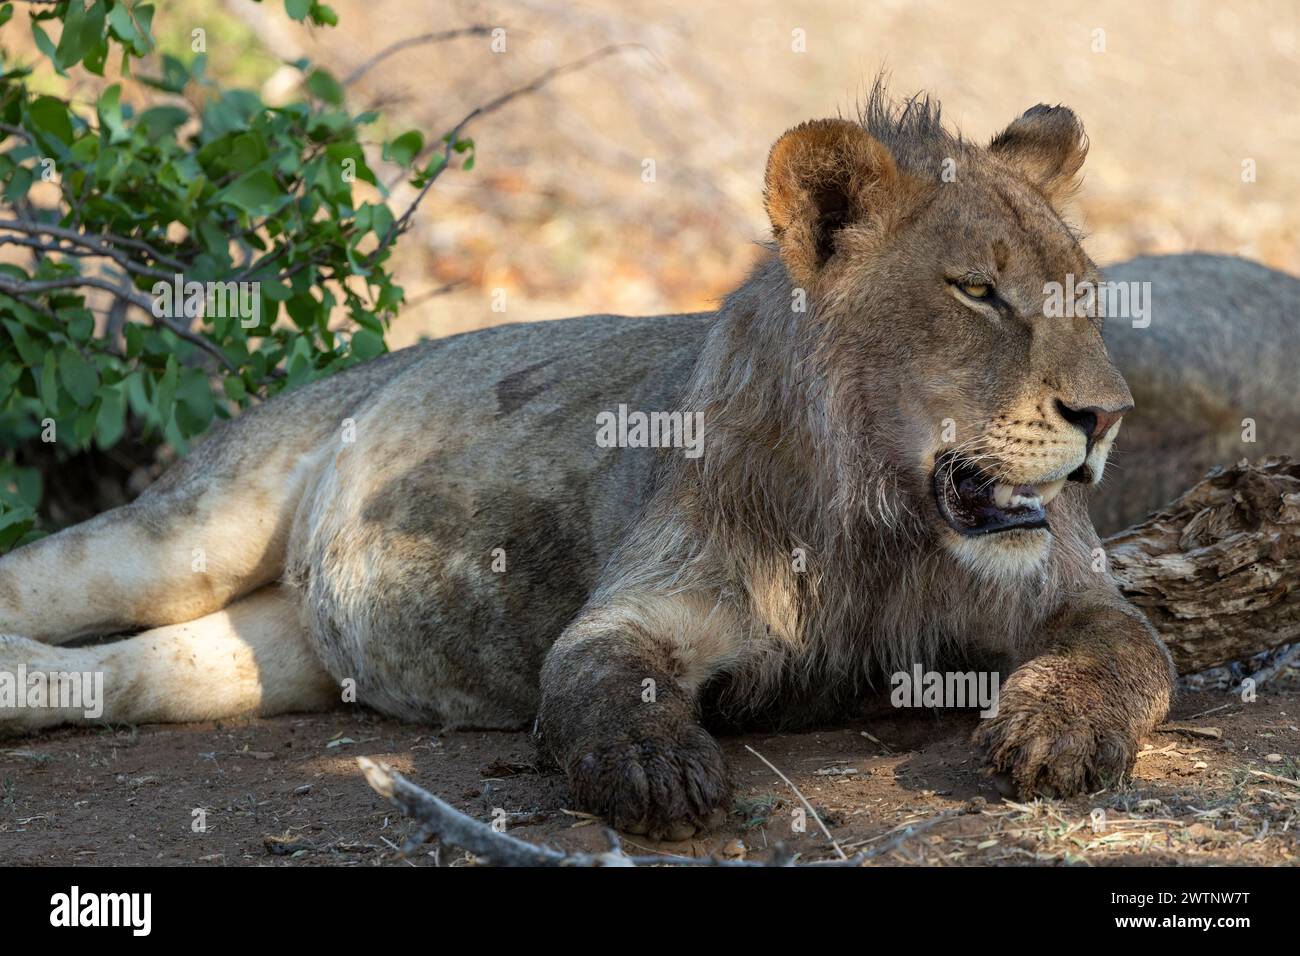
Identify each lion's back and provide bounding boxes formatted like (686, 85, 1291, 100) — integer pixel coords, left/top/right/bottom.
(1096, 254, 1300, 534)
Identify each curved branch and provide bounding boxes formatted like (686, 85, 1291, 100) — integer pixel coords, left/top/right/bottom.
(370, 43, 647, 264)
(0, 218, 188, 274)
(342, 26, 495, 87)
(0, 232, 174, 282)
(0, 273, 241, 374)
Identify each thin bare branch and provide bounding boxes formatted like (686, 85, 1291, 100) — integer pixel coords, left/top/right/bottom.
(0, 273, 241, 374)
(342, 26, 495, 87)
(745, 744, 847, 859)
(370, 43, 645, 264)
(0, 233, 174, 282)
(0, 218, 189, 273)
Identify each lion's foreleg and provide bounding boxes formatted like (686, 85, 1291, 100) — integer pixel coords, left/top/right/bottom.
(537, 592, 746, 839)
(0, 586, 337, 734)
(973, 598, 1175, 797)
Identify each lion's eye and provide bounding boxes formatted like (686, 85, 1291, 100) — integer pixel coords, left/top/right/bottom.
(958, 282, 993, 301)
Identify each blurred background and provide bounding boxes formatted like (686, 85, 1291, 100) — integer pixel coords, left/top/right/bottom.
(10, 0, 1299, 342)
(218, 0, 1299, 345)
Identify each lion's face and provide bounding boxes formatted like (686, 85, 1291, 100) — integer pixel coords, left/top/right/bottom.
(764, 105, 1132, 574)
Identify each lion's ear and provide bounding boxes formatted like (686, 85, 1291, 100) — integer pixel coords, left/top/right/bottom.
(989, 105, 1088, 205)
(763, 118, 899, 286)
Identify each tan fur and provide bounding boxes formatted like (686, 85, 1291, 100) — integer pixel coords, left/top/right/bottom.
(3, 84, 1295, 838)
(0, 587, 336, 731)
(536, 90, 1165, 835)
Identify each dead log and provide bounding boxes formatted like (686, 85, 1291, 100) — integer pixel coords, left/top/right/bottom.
(1105, 456, 1300, 675)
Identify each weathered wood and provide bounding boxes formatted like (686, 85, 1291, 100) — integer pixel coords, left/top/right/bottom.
(1105, 456, 1300, 674)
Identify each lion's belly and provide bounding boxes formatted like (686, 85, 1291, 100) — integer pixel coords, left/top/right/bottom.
(282, 314, 707, 726)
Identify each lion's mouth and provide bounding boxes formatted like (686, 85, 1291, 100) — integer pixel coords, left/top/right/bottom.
(932, 454, 1066, 536)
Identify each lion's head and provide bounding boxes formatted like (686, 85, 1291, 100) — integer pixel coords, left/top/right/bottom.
(759, 86, 1131, 577)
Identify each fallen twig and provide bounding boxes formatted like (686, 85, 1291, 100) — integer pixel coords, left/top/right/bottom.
(744, 744, 847, 859)
(357, 756, 906, 867)
(1157, 724, 1222, 740)
(1180, 702, 1237, 721)
(840, 810, 961, 854)
(1247, 769, 1300, 789)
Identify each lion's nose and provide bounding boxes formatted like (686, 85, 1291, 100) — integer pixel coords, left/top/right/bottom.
(1055, 400, 1130, 450)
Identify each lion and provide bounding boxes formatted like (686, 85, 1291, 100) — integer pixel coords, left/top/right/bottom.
(2, 86, 1297, 840)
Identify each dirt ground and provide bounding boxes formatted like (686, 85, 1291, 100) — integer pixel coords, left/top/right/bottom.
(3, 678, 1296, 867)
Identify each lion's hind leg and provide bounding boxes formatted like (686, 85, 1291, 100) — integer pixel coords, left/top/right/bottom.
(0, 439, 332, 644)
(0, 586, 338, 734)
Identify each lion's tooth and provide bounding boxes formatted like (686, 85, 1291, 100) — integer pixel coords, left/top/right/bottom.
(1038, 478, 1066, 506)
(993, 483, 1014, 508)
(1010, 494, 1042, 509)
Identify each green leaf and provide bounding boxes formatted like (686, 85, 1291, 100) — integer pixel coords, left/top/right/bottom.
(214, 168, 283, 216)
(29, 96, 74, 146)
(135, 105, 189, 139)
(350, 328, 385, 360)
(59, 348, 99, 408)
(306, 68, 343, 106)
(0, 509, 36, 552)
(174, 367, 214, 434)
(383, 130, 424, 168)
(310, 4, 338, 26)
(54, 0, 89, 68)
(154, 354, 179, 425)
(66, 309, 94, 342)
(124, 323, 144, 358)
(141, 53, 190, 93)
(285, 293, 320, 331)
(286, 0, 312, 20)
(97, 83, 130, 144)
(222, 374, 246, 402)
(4, 465, 43, 511)
(54, 0, 107, 71)
(106, 2, 138, 41)
(94, 383, 126, 448)
(125, 368, 150, 417)
(2, 318, 42, 366)
(31, 24, 61, 75)
(38, 358, 60, 412)
(3, 165, 33, 204)
(201, 90, 264, 139)
(133, 4, 156, 52)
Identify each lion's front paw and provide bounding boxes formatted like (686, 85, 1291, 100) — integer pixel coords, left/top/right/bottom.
(972, 660, 1141, 799)
(565, 722, 731, 840)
